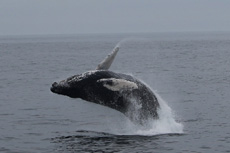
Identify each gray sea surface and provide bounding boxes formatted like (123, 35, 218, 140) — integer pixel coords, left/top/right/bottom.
(0, 32, 230, 152)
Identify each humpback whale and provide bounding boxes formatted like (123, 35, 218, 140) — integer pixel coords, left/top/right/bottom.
(50, 46, 160, 123)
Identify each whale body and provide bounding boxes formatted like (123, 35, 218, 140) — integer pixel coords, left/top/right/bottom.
(50, 46, 160, 123)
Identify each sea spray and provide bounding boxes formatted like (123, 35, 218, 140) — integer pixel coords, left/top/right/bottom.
(153, 93, 184, 134)
(107, 80, 183, 135)
(133, 93, 184, 135)
(110, 92, 184, 136)
(115, 37, 153, 48)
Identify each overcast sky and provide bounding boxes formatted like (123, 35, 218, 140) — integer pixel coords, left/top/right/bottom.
(1, 0, 230, 35)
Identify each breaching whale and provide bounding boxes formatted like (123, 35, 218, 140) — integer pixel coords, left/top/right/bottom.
(50, 46, 160, 123)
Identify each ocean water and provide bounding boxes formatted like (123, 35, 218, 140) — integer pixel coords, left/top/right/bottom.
(0, 32, 230, 153)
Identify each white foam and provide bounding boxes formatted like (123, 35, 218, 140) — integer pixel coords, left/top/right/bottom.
(135, 93, 184, 135)
(108, 92, 184, 136)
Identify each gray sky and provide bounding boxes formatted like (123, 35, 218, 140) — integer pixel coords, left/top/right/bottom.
(1, 0, 230, 35)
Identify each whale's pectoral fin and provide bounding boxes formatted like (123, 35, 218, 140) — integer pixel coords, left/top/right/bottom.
(97, 78, 138, 91)
(96, 47, 119, 70)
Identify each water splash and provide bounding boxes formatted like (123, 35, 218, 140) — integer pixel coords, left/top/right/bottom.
(136, 93, 184, 135)
(111, 93, 183, 136)
(106, 79, 183, 136)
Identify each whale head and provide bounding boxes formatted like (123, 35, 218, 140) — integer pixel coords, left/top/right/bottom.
(50, 71, 101, 98)
(51, 46, 120, 98)
(50, 74, 83, 98)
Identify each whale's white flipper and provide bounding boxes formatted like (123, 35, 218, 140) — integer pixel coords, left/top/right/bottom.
(96, 47, 119, 70)
(97, 78, 138, 91)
